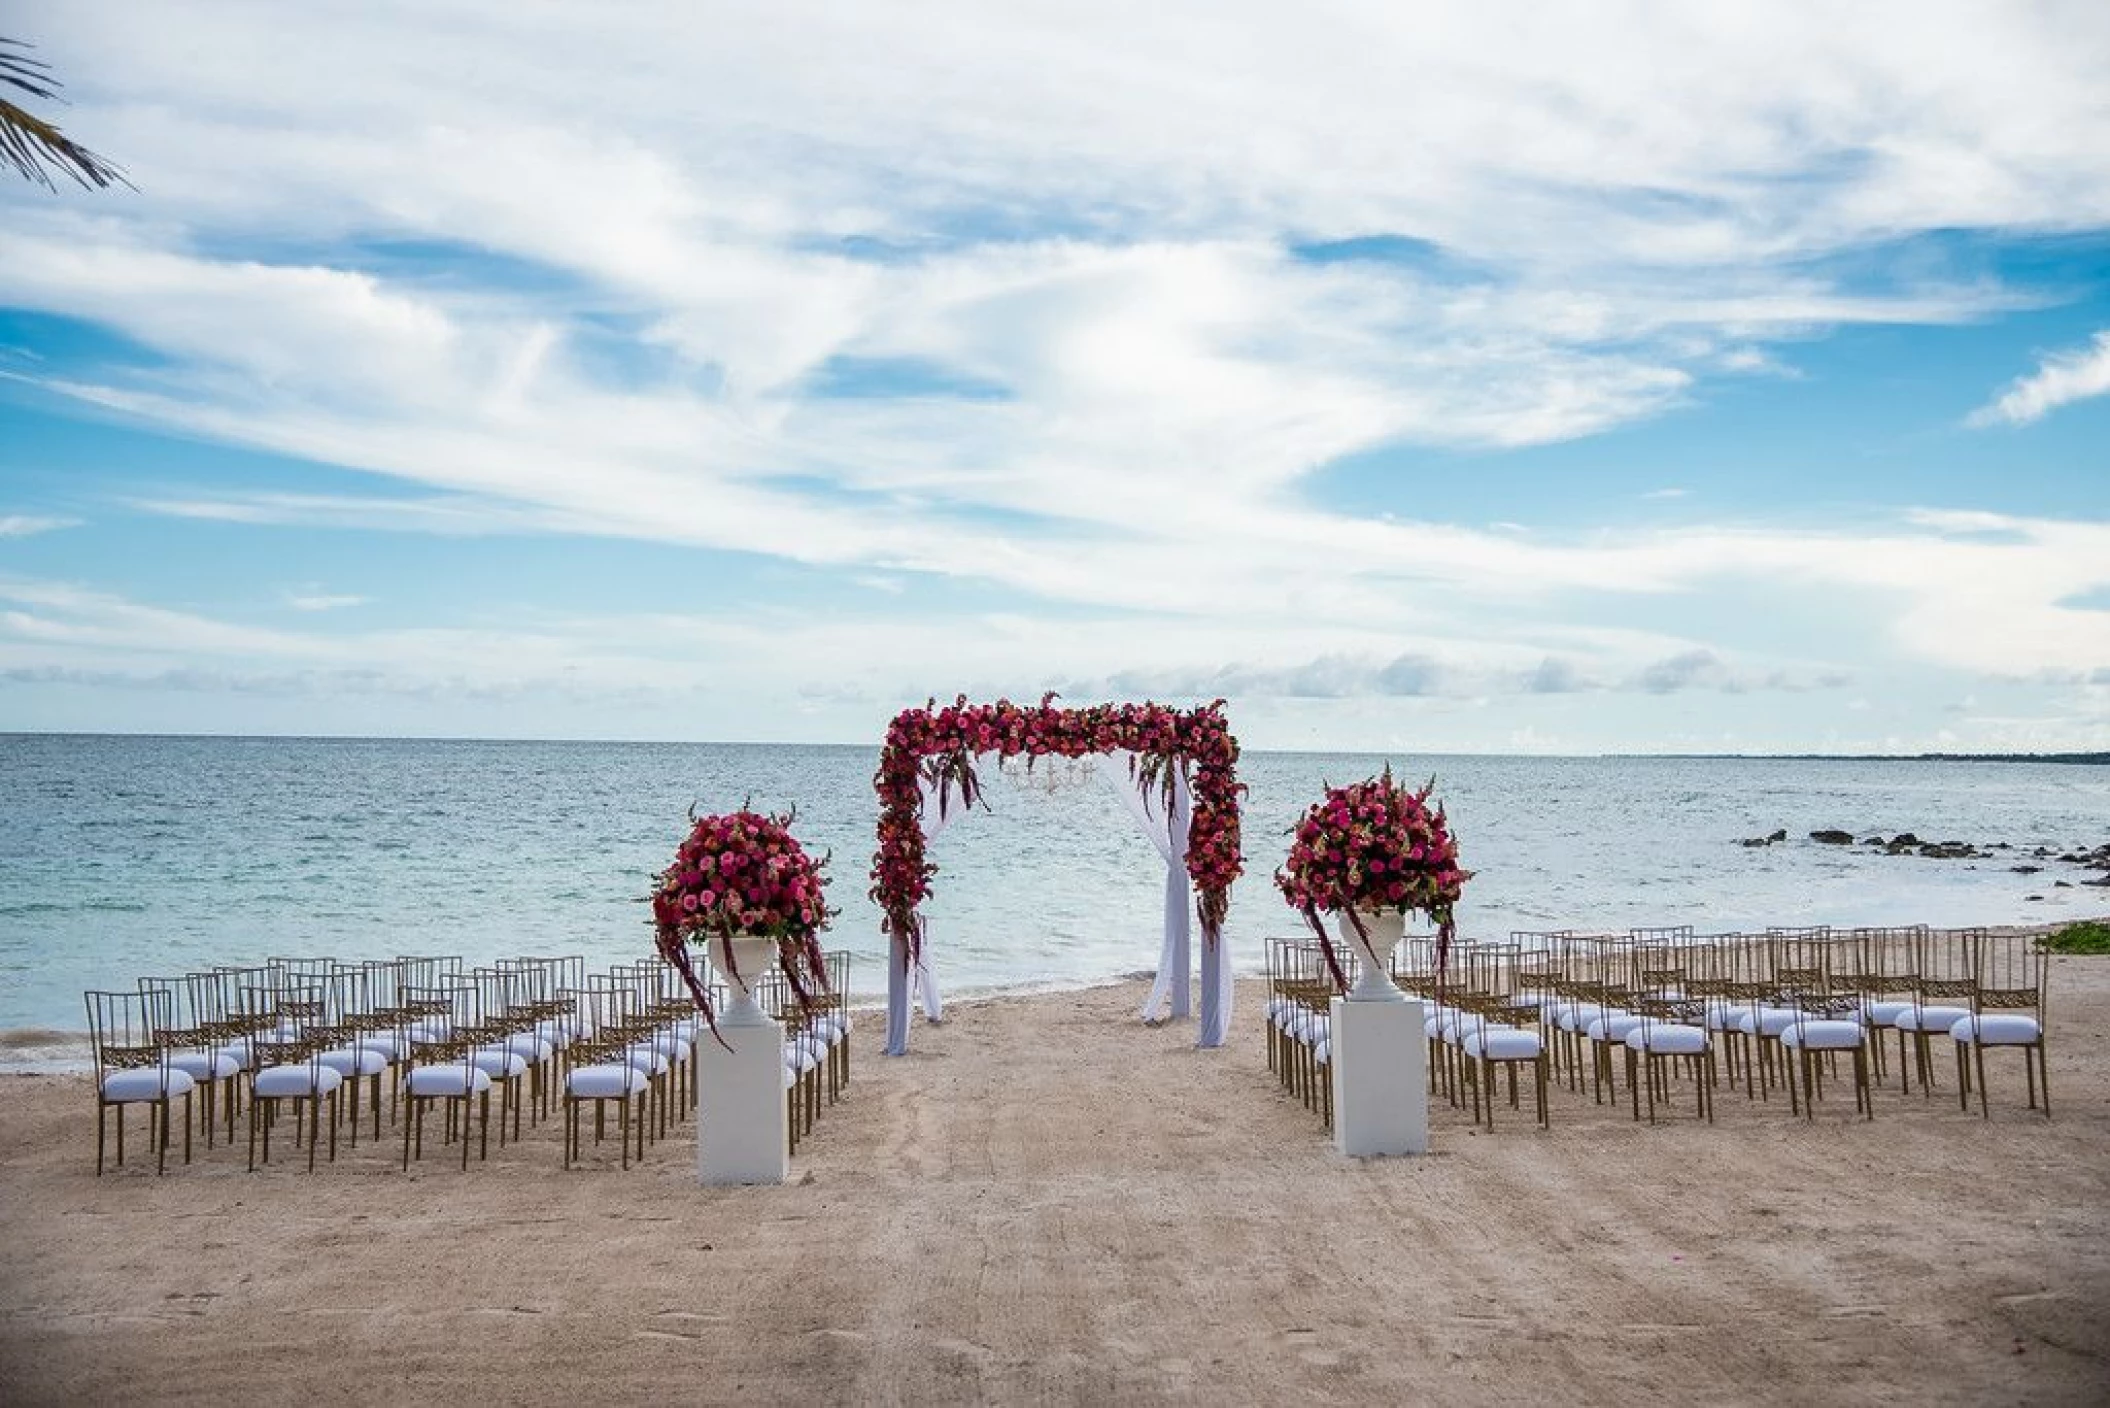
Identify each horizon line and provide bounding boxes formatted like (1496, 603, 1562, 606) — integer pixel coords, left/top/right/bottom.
(3, 728, 2104, 765)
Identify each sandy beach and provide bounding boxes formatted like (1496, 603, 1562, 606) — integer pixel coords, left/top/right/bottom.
(3, 960, 2108, 1407)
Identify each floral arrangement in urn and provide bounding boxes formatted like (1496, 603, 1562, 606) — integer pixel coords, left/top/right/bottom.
(1275, 765, 1469, 992)
(652, 806, 833, 1033)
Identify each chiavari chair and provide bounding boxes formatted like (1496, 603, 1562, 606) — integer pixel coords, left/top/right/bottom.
(85, 989, 196, 1175)
(1952, 930, 2050, 1119)
(561, 984, 649, 1169)
(136, 973, 241, 1148)
(1894, 928, 1978, 1097)
(1845, 925, 1927, 1083)
(398, 984, 493, 1171)
(246, 1022, 342, 1173)
(1624, 994, 1715, 1124)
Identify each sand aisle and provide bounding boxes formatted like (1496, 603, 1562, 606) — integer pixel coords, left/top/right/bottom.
(3, 962, 2109, 1406)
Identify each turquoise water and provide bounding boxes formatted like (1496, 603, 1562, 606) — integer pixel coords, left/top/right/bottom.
(3, 734, 2105, 1044)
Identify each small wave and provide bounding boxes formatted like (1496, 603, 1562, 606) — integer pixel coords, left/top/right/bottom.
(0, 899, 147, 916)
(0, 1027, 81, 1051)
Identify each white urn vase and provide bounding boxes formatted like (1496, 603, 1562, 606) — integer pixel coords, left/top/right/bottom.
(712, 933, 782, 1027)
(1336, 909, 1408, 1002)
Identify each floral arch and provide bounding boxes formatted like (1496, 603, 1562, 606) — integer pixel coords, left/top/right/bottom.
(870, 696, 1245, 1054)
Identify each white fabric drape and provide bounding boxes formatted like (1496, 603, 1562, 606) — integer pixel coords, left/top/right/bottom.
(1198, 915, 1233, 1049)
(1109, 757, 1193, 1027)
(885, 775, 958, 1057)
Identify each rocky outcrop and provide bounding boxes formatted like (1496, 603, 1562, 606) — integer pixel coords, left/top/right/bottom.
(1810, 829, 1854, 845)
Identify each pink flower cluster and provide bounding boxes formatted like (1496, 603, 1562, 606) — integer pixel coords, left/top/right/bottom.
(1275, 766, 1470, 983)
(652, 808, 833, 1028)
(871, 695, 1245, 960)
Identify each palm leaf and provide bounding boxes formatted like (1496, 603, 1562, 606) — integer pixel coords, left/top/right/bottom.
(0, 38, 132, 191)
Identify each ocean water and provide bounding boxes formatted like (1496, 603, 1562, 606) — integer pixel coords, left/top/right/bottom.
(3, 734, 2106, 1050)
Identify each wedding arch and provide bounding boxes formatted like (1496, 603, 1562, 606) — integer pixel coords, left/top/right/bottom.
(870, 696, 1245, 1055)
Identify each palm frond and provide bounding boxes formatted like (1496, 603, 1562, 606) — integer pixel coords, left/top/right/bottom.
(0, 37, 132, 191)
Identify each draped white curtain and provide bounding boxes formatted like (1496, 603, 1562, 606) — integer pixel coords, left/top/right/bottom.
(1106, 757, 1232, 1049)
(882, 752, 1232, 1054)
(1109, 757, 1192, 1024)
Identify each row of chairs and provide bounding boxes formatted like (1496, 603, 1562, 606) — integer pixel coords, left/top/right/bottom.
(1265, 924, 2051, 1131)
(84, 950, 854, 1175)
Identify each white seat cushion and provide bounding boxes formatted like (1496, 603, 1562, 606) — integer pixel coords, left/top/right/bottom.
(1630, 1022, 1709, 1055)
(469, 1048, 529, 1078)
(1779, 1020, 1865, 1052)
(1862, 1000, 1914, 1026)
(165, 1050, 240, 1081)
(406, 1063, 493, 1097)
(317, 1046, 388, 1077)
(1895, 1005, 1972, 1034)
(358, 1035, 409, 1062)
(1463, 1027, 1542, 1060)
(253, 1063, 345, 1098)
(1585, 1012, 1643, 1043)
(1950, 1013, 2042, 1045)
(1735, 1008, 1800, 1038)
(102, 1067, 197, 1102)
(624, 1048, 670, 1076)
(567, 1063, 646, 1098)
(506, 1035, 555, 1063)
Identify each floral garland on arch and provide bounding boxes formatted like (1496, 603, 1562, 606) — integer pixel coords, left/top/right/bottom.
(1274, 765, 1470, 990)
(870, 695, 1245, 963)
(652, 805, 834, 1038)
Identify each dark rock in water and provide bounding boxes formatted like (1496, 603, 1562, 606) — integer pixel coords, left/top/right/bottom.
(2086, 875, 2110, 888)
(2034, 847, 2051, 857)
(1740, 837, 1768, 847)
(2059, 853, 2084, 863)
(1739, 829, 1788, 847)
(2056, 881, 2073, 888)
(1863, 836, 1885, 846)
(2012, 865, 2043, 874)
(2025, 894, 2044, 902)
(1769, 829, 1786, 843)
(1892, 833, 1920, 847)
(1810, 829, 1854, 845)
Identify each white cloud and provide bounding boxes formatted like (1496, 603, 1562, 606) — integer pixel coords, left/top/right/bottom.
(4, 3, 2109, 748)
(1968, 330, 2110, 427)
(0, 515, 80, 537)
(284, 590, 368, 612)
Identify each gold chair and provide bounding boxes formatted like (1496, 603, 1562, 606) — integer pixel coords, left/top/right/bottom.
(1625, 996, 1715, 1125)
(398, 990, 494, 1172)
(561, 986, 649, 1169)
(247, 1033, 343, 1173)
(86, 990, 195, 1175)
(1953, 930, 2050, 1119)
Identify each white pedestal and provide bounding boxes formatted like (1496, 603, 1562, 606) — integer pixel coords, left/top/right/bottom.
(696, 1017, 788, 1185)
(1331, 996, 1429, 1157)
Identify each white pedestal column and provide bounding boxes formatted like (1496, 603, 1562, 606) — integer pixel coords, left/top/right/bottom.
(1331, 996, 1429, 1157)
(696, 1017, 788, 1185)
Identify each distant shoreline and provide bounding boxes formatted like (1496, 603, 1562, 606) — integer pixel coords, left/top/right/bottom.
(1, 731, 2106, 764)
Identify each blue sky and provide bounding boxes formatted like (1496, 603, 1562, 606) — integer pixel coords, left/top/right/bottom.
(2, 1, 2108, 752)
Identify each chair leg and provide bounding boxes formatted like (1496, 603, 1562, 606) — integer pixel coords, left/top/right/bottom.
(1974, 1041, 1989, 1118)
